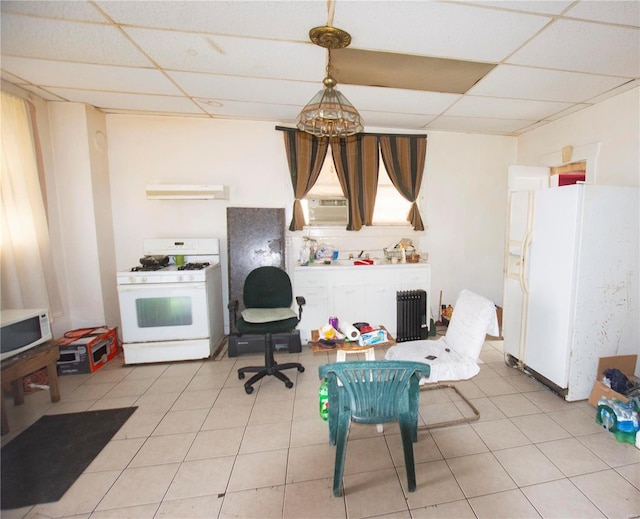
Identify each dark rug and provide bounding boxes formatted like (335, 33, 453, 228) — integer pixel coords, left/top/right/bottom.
(1, 407, 136, 510)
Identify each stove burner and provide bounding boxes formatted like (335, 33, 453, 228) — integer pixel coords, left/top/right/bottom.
(131, 265, 165, 272)
(178, 262, 210, 271)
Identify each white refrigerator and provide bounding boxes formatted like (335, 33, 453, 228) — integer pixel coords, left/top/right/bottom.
(503, 183, 639, 401)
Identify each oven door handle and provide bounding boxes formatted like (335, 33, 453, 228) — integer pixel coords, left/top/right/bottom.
(117, 282, 206, 291)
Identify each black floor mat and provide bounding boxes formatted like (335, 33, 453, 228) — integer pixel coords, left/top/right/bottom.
(1, 407, 136, 510)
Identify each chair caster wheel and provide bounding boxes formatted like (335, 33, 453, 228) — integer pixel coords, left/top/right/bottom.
(245, 385, 254, 394)
(298, 366, 305, 373)
(285, 381, 294, 389)
(238, 372, 245, 380)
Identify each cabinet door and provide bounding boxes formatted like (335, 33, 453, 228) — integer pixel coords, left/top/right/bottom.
(365, 284, 398, 335)
(331, 285, 366, 325)
(297, 286, 328, 342)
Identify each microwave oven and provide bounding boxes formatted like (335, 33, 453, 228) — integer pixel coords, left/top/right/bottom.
(0, 308, 53, 361)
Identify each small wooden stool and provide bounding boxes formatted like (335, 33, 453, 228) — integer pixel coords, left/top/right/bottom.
(1, 339, 61, 435)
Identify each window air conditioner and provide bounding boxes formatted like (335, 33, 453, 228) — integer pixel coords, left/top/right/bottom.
(308, 197, 348, 225)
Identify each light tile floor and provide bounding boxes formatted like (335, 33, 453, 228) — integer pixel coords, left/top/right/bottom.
(2, 338, 639, 518)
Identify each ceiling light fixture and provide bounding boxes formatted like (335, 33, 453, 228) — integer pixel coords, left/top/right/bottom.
(296, 25, 364, 138)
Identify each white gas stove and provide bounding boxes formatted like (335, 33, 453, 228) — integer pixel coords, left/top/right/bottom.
(116, 238, 224, 364)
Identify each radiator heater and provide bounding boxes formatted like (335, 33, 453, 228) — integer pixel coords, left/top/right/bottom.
(396, 290, 428, 342)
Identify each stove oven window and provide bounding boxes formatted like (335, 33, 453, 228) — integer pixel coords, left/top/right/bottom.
(135, 296, 193, 328)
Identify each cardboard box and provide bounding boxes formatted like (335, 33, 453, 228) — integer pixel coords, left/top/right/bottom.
(57, 327, 119, 375)
(588, 355, 638, 407)
(359, 328, 388, 347)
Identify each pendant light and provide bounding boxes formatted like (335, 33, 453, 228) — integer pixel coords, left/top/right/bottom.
(296, 25, 364, 138)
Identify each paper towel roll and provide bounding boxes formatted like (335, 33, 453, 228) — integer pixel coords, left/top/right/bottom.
(341, 321, 361, 341)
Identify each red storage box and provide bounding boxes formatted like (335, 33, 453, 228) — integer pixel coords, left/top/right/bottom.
(57, 327, 119, 375)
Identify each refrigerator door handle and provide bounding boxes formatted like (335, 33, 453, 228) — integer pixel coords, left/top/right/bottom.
(521, 231, 533, 295)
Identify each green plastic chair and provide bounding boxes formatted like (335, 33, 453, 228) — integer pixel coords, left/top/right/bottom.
(318, 360, 429, 497)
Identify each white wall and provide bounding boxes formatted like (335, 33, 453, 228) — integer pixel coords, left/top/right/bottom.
(517, 87, 639, 188)
(106, 115, 516, 329)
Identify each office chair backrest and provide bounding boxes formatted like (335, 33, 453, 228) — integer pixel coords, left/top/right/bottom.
(243, 266, 292, 309)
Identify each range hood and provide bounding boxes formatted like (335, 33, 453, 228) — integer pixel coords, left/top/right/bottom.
(145, 184, 229, 200)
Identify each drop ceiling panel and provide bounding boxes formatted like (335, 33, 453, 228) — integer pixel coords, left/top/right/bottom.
(97, 0, 326, 41)
(47, 89, 204, 114)
(194, 98, 302, 121)
(358, 111, 437, 131)
(1, 0, 637, 137)
(1, 57, 183, 95)
(426, 116, 535, 134)
(1, 0, 106, 22)
(1, 14, 151, 67)
(333, 48, 495, 94)
(507, 19, 640, 77)
(469, 64, 629, 102)
(338, 84, 460, 116)
(446, 96, 572, 120)
(333, 1, 551, 62)
(123, 27, 323, 81)
(463, 1, 573, 16)
(565, 0, 640, 27)
(167, 71, 316, 106)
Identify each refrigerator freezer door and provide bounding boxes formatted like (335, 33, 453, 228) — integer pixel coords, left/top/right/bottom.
(503, 165, 549, 361)
(525, 186, 581, 389)
(503, 190, 535, 360)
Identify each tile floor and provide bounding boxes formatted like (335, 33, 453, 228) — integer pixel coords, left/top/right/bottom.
(2, 338, 639, 519)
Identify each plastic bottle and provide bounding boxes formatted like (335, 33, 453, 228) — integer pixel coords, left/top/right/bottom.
(400, 243, 407, 263)
(319, 378, 329, 421)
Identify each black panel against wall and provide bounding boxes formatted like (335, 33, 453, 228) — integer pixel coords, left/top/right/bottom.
(227, 207, 285, 319)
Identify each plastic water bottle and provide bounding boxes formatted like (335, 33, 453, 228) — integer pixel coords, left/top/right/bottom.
(319, 379, 329, 421)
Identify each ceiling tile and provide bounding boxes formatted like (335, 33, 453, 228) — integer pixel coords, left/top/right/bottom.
(97, 0, 325, 41)
(1, 14, 152, 67)
(168, 71, 315, 106)
(358, 111, 437, 131)
(46, 88, 204, 114)
(565, 0, 640, 27)
(469, 64, 629, 102)
(194, 98, 301, 122)
(507, 19, 640, 77)
(587, 79, 639, 104)
(459, 1, 573, 16)
(123, 27, 323, 81)
(0, 57, 183, 95)
(340, 84, 460, 116)
(426, 115, 534, 134)
(1, 0, 106, 22)
(446, 96, 572, 120)
(334, 1, 552, 62)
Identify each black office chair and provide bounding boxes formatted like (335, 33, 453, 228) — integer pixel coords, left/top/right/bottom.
(231, 266, 305, 394)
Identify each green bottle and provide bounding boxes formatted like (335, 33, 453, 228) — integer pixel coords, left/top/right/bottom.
(319, 378, 329, 421)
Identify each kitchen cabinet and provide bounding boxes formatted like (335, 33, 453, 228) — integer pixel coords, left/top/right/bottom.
(294, 263, 431, 342)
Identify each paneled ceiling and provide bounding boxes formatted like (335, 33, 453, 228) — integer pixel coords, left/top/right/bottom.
(1, 0, 638, 136)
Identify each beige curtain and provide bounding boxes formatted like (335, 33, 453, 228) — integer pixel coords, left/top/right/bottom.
(331, 134, 379, 230)
(379, 135, 426, 231)
(282, 129, 329, 231)
(1, 91, 61, 315)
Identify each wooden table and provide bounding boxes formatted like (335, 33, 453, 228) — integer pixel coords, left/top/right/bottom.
(308, 326, 396, 360)
(1, 339, 61, 435)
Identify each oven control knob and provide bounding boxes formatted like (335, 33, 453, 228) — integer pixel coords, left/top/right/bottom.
(141, 276, 148, 283)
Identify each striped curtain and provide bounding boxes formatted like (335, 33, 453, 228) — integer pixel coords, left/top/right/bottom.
(379, 135, 426, 231)
(330, 134, 379, 231)
(282, 129, 329, 231)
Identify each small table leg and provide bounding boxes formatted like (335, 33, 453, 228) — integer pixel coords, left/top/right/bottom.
(46, 361, 61, 402)
(1, 397, 8, 435)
